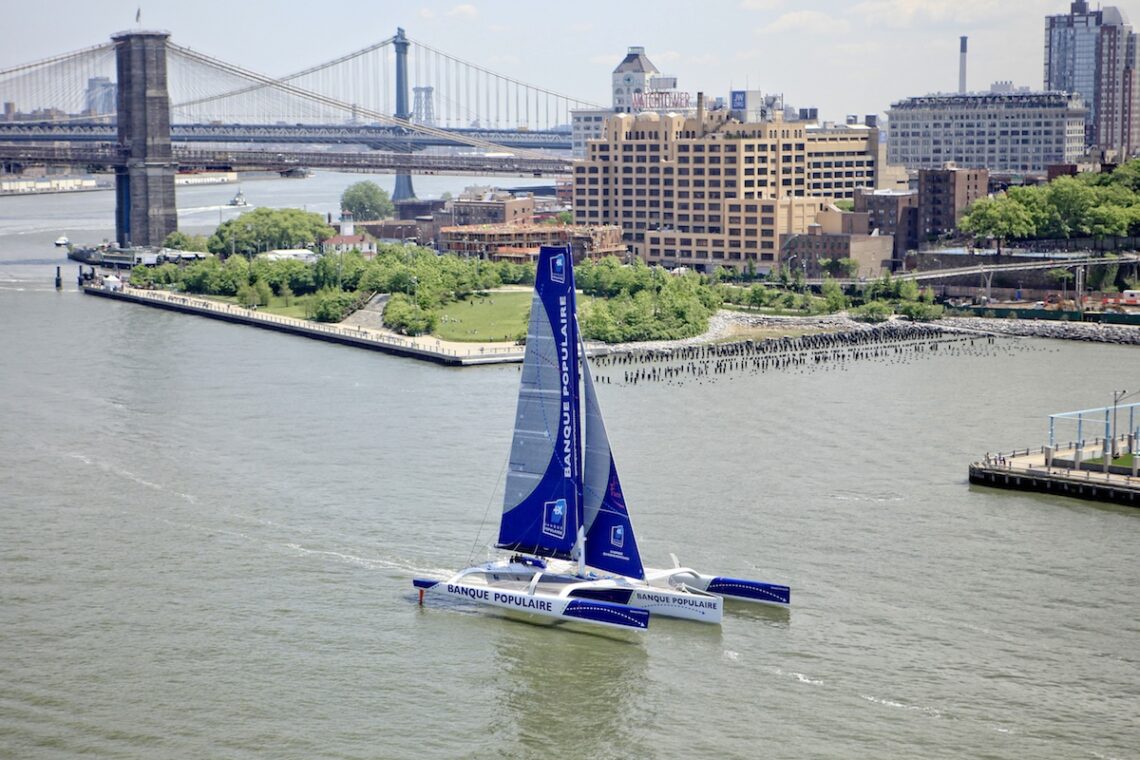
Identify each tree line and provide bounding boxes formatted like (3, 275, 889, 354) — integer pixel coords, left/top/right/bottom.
(960, 158, 1140, 248)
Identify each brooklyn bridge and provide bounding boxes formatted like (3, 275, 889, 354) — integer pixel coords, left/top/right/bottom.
(0, 28, 592, 246)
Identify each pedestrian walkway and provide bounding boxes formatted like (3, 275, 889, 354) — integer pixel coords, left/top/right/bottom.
(82, 285, 526, 366)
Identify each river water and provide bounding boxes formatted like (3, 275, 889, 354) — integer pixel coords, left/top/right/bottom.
(1, 173, 1138, 759)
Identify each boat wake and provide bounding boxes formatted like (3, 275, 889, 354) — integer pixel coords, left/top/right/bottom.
(285, 542, 453, 579)
(67, 452, 198, 504)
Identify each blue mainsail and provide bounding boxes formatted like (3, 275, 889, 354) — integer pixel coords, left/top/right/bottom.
(497, 246, 582, 559)
(581, 350, 646, 579)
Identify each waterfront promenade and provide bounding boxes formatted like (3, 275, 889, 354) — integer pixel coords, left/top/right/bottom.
(81, 285, 525, 366)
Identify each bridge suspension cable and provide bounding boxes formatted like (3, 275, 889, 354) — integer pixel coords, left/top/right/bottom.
(407, 37, 604, 130)
(0, 42, 116, 121)
(165, 42, 553, 159)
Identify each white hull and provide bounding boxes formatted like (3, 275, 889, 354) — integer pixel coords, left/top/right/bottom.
(644, 561, 791, 607)
(414, 561, 650, 632)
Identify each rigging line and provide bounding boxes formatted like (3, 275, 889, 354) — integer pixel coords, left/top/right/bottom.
(466, 452, 512, 567)
(407, 37, 605, 109)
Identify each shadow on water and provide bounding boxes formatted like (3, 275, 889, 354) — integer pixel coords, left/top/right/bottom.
(485, 621, 650, 758)
(724, 600, 791, 627)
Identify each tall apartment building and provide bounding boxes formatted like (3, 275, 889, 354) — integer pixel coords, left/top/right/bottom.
(886, 91, 1087, 171)
(854, 188, 919, 263)
(1044, 1, 1140, 155)
(573, 108, 836, 271)
(917, 167, 988, 240)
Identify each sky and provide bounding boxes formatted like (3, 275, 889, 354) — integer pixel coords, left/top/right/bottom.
(7, 0, 1140, 122)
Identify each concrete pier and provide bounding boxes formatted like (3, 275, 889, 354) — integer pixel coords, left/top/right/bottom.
(969, 443, 1140, 507)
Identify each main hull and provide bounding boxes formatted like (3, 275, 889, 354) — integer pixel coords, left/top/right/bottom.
(413, 562, 650, 632)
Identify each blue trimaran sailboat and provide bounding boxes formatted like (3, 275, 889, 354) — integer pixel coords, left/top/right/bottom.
(414, 245, 789, 632)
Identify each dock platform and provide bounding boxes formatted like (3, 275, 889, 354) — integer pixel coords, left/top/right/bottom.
(969, 441, 1140, 507)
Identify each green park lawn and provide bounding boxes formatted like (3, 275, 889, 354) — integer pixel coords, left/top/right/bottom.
(435, 291, 531, 342)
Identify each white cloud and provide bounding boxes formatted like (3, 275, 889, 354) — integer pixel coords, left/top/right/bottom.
(849, 0, 1053, 28)
(759, 10, 850, 35)
(418, 8, 436, 19)
(739, 0, 784, 10)
(447, 4, 478, 18)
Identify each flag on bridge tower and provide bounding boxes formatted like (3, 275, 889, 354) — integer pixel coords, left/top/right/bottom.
(135, 7, 141, 23)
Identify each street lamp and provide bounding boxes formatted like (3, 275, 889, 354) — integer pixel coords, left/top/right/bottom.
(1112, 389, 1127, 459)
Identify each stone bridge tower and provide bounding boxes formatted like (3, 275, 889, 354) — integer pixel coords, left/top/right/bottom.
(112, 31, 177, 248)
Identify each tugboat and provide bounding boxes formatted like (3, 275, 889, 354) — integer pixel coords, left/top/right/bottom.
(227, 188, 249, 207)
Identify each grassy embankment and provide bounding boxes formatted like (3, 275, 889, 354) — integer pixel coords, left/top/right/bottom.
(434, 291, 531, 342)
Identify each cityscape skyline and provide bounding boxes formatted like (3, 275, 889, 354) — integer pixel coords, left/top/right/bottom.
(8, 0, 1140, 124)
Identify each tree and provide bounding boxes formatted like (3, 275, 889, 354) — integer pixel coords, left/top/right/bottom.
(821, 277, 848, 312)
(959, 195, 1034, 253)
(162, 230, 208, 251)
(852, 300, 893, 322)
(208, 207, 332, 255)
(1045, 176, 1095, 237)
(340, 181, 394, 221)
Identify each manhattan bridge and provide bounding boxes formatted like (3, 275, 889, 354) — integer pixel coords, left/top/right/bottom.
(0, 28, 597, 245)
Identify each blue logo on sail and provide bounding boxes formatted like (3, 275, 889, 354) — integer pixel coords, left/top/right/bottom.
(543, 498, 567, 540)
(611, 525, 624, 548)
(550, 253, 566, 284)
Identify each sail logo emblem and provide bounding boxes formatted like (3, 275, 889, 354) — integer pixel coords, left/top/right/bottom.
(610, 525, 624, 548)
(543, 498, 567, 540)
(550, 253, 566, 284)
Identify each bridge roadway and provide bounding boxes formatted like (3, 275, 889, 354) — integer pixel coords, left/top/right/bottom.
(0, 121, 572, 151)
(0, 143, 573, 177)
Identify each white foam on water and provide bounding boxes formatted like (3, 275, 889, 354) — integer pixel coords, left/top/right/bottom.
(860, 694, 942, 719)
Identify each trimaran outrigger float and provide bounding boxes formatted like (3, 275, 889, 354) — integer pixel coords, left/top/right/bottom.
(414, 245, 789, 632)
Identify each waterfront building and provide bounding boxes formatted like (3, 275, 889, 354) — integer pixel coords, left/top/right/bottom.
(574, 107, 836, 272)
(854, 188, 919, 264)
(886, 90, 1087, 172)
(451, 188, 534, 226)
(322, 211, 377, 256)
(572, 102, 890, 272)
(437, 223, 624, 262)
(1044, 1, 1140, 155)
(918, 166, 988, 240)
(779, 224, 895, 280)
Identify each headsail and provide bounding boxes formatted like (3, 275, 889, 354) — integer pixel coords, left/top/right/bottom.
(581, 338, 645, 580)
(497, 246, 582, 559)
